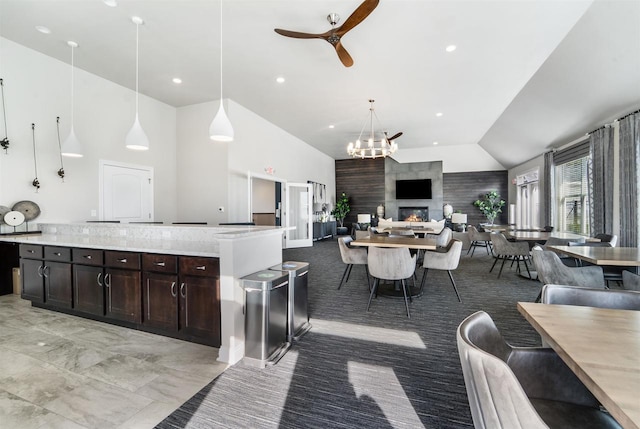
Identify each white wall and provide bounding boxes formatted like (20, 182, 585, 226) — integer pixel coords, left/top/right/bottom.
(176, 99, 336, 225)
(0, 38, 177, 224)
(391, 144, 505, 173)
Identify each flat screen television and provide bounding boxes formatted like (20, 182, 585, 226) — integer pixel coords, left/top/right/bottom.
(395, 179, 432, 199)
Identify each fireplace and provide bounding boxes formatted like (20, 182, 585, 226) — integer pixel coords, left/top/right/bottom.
(399, 207, 429, 222)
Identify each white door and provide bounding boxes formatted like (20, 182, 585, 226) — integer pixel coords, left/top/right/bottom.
(284, 182, 312, 248)
(100, 161, 153, 222)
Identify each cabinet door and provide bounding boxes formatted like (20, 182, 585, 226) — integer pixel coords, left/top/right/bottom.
(21, 259, 44, 303)
(73, 264, 104, 316)
(143, 272, 178, 331)
(44, 261, 72, 309)
(106, 268, 141, 324)
(179, 275, 220, 345)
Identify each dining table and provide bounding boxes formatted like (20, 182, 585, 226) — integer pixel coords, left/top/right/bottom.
(546, 245, 640, 273)
(351, 235, 437, 298)
(518, 302, 640, 429)
(506, 231, 586, 242)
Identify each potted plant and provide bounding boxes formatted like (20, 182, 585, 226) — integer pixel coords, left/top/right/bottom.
(473, 191, 505, 225)
(332, 192, 351, 235)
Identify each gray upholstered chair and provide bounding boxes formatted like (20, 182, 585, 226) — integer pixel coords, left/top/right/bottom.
(337, 236, 369, 290)
(541, 284, 640, 310)
(531, 248, 605, 302)
(388, 229, 415, 237)
(457, 311, 622, 429)
(593, 233, 618, 247)
(622, 270, 640, 291)
(367, 247, 416, 318)
(489, 233, 531, 278)
(467, 225, 492, 256)
(419, 239, 462, 302)
(427, 226, 452, 248)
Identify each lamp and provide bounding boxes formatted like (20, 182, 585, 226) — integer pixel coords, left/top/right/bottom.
(347, 100, 398, 159)
(61, 41, 83, 157)
(209, 0, 234, 142)
(357, 214, 371, 224)
(451, 213, 467, 232)
(125, 16, 149, 151)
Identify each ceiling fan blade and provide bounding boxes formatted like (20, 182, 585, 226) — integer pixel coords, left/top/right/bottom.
(274, 28, 324, 39)
(334, 41, 354, 67)
(387, 132, 403, 141)
(337, 0, 379, 36)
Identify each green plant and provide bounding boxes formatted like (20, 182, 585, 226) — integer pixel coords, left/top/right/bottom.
(473, 191, 505, 225)
(332, 192, 351, 227)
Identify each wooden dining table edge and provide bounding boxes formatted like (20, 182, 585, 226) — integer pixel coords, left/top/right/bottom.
(517, 302, 638, 429)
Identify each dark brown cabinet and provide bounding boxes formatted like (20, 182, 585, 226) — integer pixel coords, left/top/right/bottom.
(20, 245, 71, 307)
(21, 257, 44, 303)
(142, 254, 178, 331)
(72, 248, 104, 316)
(104, 251, 141, 324)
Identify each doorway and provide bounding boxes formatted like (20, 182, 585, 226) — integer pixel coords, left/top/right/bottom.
(99, 160, 153, 222)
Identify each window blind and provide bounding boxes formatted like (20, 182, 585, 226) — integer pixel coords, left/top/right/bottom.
(554, 139, 590, 165)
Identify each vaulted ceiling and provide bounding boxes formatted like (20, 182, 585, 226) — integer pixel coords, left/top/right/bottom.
(1, 0, 638, 168)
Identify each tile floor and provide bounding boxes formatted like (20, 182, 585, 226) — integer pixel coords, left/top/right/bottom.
(0, 294, 227, 428)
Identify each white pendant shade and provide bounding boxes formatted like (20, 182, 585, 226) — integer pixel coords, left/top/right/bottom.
(125, 114, 149, 150)
(61, 126, 83, 157)
(209, 101, 234, 142)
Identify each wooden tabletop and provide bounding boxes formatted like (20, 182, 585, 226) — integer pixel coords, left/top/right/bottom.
(351, 235, 437, 250)
(506, 231, 585, 241)
(547, 245, 640, 267)
(518, 302, 640, 429)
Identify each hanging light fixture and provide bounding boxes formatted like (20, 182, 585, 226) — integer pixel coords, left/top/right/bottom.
(125, 16, 149, 150)
(61, 41, 83, 157)
(209, 0, 234, 142)
(347, 99, 399, 159)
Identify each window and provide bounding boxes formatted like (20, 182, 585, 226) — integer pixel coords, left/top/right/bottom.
(555, 157, 590, 235)
(516, 169, 540, 229)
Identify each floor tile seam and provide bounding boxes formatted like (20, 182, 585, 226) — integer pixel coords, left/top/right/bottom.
(81, 368, 164, 393)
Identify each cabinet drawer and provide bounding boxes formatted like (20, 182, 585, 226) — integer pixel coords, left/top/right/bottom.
(72, 248, 104, 266)
(143, 254, 178, 273)
(20, 244, 43, 259)
(105, 251, 141, 270)
(44, 246, 71, 262)
(179, 257, 219, 277)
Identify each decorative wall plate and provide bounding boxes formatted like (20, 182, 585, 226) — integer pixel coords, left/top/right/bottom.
(12, 200, 41, 221)
(0, 205, 10, 224)
(4, 210, 25, 227)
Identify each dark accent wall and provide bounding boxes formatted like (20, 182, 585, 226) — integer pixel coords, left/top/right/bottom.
(334, 158, 385, 226)
(443, 171, 509, 226)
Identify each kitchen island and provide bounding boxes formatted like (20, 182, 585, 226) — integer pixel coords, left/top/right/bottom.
(0, 222, 288, 365)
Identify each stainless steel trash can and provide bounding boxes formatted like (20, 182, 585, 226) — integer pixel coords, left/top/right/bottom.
(270, 261, 311, 342)
(241, 270, 290, 368)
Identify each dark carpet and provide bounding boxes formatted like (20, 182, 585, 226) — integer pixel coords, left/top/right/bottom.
(157, 238, 541, 429)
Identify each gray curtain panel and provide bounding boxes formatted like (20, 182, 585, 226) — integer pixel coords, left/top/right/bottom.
(589, 127, 614, 236)
(543, 151, 554, 228)
(619, 112, 639, 247)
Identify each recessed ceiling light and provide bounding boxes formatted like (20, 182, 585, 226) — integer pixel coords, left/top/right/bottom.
(436, 112, 443, 117)
(445, 45, 456, 52)
(329, 125, 335, 129)
(103, 0, 118, 7)
(172, 78, 182, 84)
(35, 26, 51, 34)
(433, 141, 439, 145)
(276, 76, 285, 83)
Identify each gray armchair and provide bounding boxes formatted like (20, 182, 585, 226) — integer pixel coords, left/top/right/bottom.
(419, 239, 462, 302)
(427, 226, 452, 248)
(622, 270, 640, 291)
(367, 247, 416, 318)
(467, 225, 492, 256)
(541, 284, 640, 310)
(337, 236, 369, 290)
(490, 233, 531, 278)
(457, 311, 622, 429)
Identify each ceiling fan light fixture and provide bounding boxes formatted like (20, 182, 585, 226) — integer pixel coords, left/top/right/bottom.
(126, 16, 149, 151)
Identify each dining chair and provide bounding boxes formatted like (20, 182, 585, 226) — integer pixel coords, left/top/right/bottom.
(622, 270, 640, 291)
(457, 311, 622, 429)
(337, 236, 370, 290)
(593, 233, 618, 247)
(419, 239, 462, 302)
(427, 226, 452, 248)
(367, 247, 416, 318)
(466, 225, 492, 257)
(489, 233, 531, 278)
(388, 229, 415, 237)
(541, 284, 640, 310)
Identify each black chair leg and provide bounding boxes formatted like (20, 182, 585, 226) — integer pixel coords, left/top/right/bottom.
(345, 264, 353, 283)
(523, 258, 531, 279)
(364, 265, 371, 291)
(401, 279, 411, 318)
(490, 255, 500, 272)
(338, 264, 351, 289)
(419, 268, 428, 293)
(448, 270, 462, 302)
(367, 278, 379, 311)
(498, 256, 508, 278)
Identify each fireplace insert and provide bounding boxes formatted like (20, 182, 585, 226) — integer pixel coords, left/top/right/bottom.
(399, 207, 429, 222)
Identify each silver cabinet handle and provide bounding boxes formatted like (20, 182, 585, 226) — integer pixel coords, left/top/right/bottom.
(54, 252, 61, 256)
(196, 265, 206, 271)
(37, 265, 44, 277)
(118, 258, 127, 263)
(97, 272, 103, 287)
(171, 281, 177, 298)
(180, 282, 186, 298)
(84, 255, 92, 260)
(27, 249, 35, 254)
(105, 273, 111, 288)
(43, 265, 50, 278)
(154, 261, 166, 267)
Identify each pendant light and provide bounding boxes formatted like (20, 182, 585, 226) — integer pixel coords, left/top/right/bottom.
(125, 16, 149, 150)
(209, 0, 234, 142)
(61, 41, 83, 157)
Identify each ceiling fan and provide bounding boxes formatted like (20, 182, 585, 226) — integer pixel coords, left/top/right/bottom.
(274, 0, 379, 67)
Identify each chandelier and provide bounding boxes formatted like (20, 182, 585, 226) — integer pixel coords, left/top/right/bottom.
(347, 99, 398, 159)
